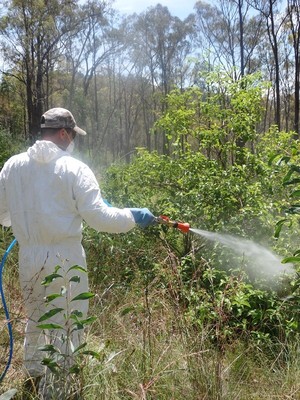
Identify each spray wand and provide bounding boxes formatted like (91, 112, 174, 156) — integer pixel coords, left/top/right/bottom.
(155, 215, 190, 233)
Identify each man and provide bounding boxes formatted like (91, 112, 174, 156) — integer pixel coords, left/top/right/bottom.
(0, 107, 155, 385)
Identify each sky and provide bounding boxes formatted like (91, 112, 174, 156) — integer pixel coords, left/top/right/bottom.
(113, 0, 197, 19)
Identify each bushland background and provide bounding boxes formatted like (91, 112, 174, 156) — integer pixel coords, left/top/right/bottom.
(0, 0, 300, 398)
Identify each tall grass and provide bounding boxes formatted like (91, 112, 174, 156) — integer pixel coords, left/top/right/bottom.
(1, 273, 300, 399)
(82, 278, 300, 400)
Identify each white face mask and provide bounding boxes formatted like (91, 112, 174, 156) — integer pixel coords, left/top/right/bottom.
(66, 140, 75, 154)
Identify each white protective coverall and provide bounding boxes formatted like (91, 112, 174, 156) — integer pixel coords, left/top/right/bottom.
(0, 140, 136, 377)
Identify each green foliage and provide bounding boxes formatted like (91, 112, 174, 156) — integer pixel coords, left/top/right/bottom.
(97, 78, 300, 353)
(184, 264, 298, 345)
(0, 75, 26, 139)
(37, 265, 99, 398)
(104, 147, 280, 239)
(0, 131, 24, 169)
(155, 73, 265, 165)
(92, 151, 296, 356)
(271, 141, 300, 338)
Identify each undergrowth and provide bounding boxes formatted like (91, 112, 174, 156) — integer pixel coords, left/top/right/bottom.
(0, 224, 299, 399)
(1, 127, 300, 398)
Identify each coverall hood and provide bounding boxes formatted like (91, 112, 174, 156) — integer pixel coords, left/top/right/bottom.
(27, 140, 65, 164)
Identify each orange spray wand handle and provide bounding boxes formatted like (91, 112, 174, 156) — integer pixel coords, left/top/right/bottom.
(155, 215, 190, 233)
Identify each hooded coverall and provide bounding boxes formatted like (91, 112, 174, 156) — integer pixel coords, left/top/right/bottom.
(0, 140, 136, 377)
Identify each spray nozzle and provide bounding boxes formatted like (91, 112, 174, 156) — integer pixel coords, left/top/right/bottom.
(155, 215, 190, 233)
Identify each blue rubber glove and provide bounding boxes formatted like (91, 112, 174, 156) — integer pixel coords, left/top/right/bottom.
(129, 208, 156, 229)
(103, 199, 112, 207)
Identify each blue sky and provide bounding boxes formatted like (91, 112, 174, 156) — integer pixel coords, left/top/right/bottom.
(113, 0, 197, 19)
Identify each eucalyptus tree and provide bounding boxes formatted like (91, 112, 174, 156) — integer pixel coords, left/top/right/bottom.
(144, 5, 195, 95)
(84, 53, 145, 164)
(247, 0, 287, 130)
(0, 0, 89, 141)
(87, 16, 157, 163)
(194, 0, 264, 79)
(61, 0, 124, 159)
(124, 4, 195, 154)
(285, 0, 300, 136)
(60, 0, 114, 109)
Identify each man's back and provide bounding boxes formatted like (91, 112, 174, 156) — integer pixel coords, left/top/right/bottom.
(0, 140, 136, 247)
(1, 141, 84, 246)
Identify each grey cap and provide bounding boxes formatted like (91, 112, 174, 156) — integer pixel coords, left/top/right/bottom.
(40, 107, 87, 136)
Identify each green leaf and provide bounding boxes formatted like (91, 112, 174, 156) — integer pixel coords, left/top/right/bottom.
(283, 168, 294, 183)
(38, 344, 58, 354)
(71, 292, 95, 301)
(38, 308, 64, 322)
(281, 256, 300, 264)
(70, 310, 83, 318)
(44, 293, 63, 303)
(291, 190, 300, 198)
(73, 342, 87, 354)
(283, 178, 300, 186)
(80, 316, 97, 326)
(274, 219, 288, 238)
(273, 155, 290, 166)
(41, 273, 63, 286)
(37, 323, 64, 330)
(69, 364, 80, 374)
(67, 265, 87, 274)
(41, 358, 59, 374)
(291, 164, 300, 173)
(239, 299, 251, 307)
(72, 322, 84, 331)
(69, 276, 81, 283)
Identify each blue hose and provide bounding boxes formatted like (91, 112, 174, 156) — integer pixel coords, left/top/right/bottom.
(0, 238, 17, 383)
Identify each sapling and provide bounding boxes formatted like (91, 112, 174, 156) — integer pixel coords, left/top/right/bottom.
(36, 264, 98, 399)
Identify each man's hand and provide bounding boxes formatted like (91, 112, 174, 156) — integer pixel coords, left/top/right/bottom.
(129, 208, 156, 229)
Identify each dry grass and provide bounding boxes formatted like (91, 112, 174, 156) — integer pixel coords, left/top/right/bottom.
(1, 268, 300, 399)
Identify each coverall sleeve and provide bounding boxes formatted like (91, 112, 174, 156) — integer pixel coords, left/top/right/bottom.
(74, 164, 135, 234)
(0, 166, 11, 227)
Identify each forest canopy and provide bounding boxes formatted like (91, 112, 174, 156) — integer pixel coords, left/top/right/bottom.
(0, 0, 296, 164)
